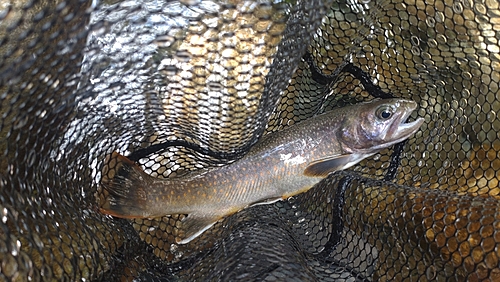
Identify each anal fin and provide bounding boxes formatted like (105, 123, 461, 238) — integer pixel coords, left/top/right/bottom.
(177, 213, 221, 244)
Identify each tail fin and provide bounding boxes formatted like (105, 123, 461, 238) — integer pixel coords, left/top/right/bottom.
(99, 152, 152, 219)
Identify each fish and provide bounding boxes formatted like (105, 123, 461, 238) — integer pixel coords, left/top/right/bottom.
(99, 98, 424, 244)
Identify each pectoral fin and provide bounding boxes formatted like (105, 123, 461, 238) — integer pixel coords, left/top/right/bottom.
(177, 213, 221, 244)
(304, 153, 373, 177)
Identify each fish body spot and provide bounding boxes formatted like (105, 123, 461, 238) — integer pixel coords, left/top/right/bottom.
(137, 189, 147, 201)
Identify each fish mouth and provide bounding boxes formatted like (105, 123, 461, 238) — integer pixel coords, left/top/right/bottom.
(392, 100, 424, 142)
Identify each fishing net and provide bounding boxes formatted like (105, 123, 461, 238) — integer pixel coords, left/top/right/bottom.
(1, 0, 499, 280)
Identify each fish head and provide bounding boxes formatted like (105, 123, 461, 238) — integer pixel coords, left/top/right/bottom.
(339, 99, 424, 153)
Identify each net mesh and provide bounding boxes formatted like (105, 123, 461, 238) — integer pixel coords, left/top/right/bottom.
(1, 0, 500, 280)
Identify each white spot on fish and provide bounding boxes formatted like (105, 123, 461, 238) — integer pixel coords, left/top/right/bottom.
(280, 153, 306, 165)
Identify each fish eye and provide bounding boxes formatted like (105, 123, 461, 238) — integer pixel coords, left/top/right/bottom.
(376, 106, 393, 120)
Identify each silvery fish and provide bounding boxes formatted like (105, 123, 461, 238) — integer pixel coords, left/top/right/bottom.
(100, 99, 424, 244)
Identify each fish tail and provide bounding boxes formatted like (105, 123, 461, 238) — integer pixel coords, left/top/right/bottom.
(99, 152, 152, 219)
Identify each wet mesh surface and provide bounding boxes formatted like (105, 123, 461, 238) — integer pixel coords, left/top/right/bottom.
(1, 0, 500, 281)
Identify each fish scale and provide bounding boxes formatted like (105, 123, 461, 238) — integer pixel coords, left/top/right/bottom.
(100, 98, 423, 244)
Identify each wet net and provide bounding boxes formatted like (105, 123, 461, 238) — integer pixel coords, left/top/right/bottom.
(1, 0, 499, 280)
